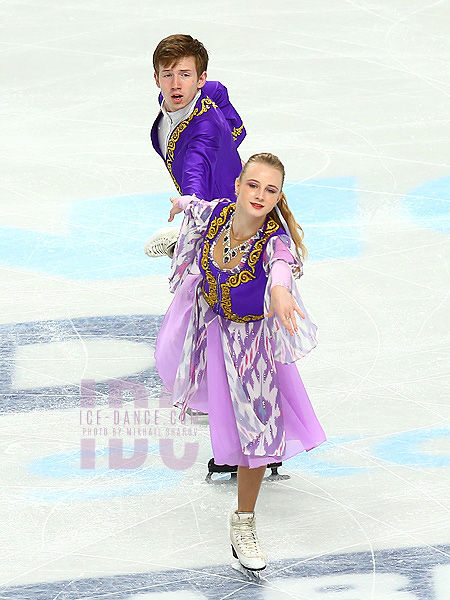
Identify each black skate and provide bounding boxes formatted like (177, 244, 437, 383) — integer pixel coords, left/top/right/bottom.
(205, 458, 290, 483)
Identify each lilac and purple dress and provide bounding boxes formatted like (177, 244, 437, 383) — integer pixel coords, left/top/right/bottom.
(154, 197, 327, 468)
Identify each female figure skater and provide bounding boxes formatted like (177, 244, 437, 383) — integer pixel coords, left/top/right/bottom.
(155, 152, 326, 573)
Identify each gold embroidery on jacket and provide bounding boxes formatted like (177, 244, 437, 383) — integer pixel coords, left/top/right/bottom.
(165, 97, 216, 194)
(231, 123, 244, 141)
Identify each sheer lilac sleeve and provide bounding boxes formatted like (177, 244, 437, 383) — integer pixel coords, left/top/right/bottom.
(168, 197, 220, 294)
(175, 195, 194, 210)
(263, 235, 318, 362)
(270, 259, 292, 292)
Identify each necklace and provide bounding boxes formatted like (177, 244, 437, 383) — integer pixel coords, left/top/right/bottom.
(222, 217, 261, 264)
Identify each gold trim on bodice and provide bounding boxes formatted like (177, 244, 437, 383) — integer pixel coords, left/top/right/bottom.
(201, 202, 280, 323)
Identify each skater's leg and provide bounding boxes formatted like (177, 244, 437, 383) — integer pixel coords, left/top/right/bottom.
(144, 226, 179, 258)
(230, 467, 267, 572)
(237, 465, 266, 512)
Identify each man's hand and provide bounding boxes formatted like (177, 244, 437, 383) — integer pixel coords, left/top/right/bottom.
(168, 196, 183, 222)
(265, 285, 305, 336)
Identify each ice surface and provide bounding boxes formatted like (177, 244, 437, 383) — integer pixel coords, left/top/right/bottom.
(0, 0, 449, 598)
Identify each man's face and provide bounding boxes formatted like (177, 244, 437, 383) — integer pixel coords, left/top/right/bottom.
(154, 56, 206, 112)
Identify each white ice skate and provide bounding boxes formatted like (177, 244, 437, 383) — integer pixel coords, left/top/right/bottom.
(230, 510, 267, 577)
(144, 226, 179, 258)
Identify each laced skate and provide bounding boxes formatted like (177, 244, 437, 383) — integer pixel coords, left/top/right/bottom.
(144, 227, 179, 258)
(230, 511, 267, 575)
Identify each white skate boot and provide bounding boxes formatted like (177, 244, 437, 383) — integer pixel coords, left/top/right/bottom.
(144, 226, 179, 258)
(230, 510, 267, 576)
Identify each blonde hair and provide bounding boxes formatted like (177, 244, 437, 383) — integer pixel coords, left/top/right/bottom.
(238, 153, 308, 267)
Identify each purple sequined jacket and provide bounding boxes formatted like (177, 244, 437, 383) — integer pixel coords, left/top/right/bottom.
(150, 81, 246, 201)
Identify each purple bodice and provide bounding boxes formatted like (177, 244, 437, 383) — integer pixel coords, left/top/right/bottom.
(198, 200, 286, 323)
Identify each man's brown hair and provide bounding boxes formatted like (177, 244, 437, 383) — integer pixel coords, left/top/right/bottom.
(153, 34, 208, 77)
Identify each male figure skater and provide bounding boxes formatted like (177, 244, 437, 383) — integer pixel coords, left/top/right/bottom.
(145, 34, 246, 257)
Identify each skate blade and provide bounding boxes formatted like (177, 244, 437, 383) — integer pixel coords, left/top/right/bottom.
(205, 472, 238, 484)
(231, 560, 264, 581)
(206, 472, 290, 484)
(230, 545, 266, 580)
(264, 472, 291, 482)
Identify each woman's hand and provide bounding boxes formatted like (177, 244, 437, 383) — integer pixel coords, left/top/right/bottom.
(168, 196, 184, 222)
(265, 285, 305, 336)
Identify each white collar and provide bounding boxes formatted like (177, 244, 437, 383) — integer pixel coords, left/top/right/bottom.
(160, 89, 201, 127)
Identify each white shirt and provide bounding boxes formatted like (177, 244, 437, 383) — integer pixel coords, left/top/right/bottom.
(157, 90, 201, 158)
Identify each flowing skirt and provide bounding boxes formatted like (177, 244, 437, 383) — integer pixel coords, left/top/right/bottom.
(155, 273, 327, 468)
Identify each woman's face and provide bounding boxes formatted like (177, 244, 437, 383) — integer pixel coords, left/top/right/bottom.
(235, 162, 283, 219)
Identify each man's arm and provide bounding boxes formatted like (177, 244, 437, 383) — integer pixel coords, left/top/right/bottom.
(202, 81, 246, 148)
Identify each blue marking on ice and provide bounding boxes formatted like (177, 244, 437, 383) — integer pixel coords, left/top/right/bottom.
(402, 175, 450, 233)
(0, 543, 447, 599)
(27, 445, 183, 502)
(0, 191, 171, 280)
(285, 177, 361, 260)
(0, 314, 163, 413)
(373, 428, 450, 468)
(284, 435, 366, 477)
(0, 177, 360, 280)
